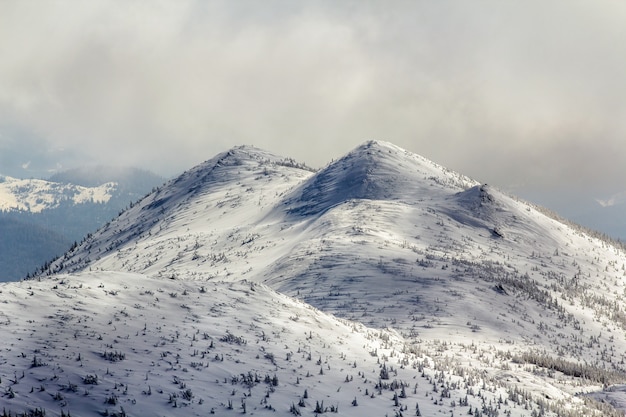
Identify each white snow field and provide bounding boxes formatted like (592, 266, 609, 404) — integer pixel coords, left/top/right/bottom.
(2, 141, 626, 416)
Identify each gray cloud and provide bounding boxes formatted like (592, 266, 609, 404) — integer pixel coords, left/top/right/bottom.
(0, 0, 625, 199)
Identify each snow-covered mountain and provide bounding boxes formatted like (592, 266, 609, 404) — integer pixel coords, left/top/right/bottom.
(0, 175, 116, 213)
(0, 166, 163, 215)
(2, 141, 626, 416)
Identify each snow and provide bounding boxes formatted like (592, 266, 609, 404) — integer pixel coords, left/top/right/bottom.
(284, 140, 478, 216)
(2, 141, 626, 416)
(0, 273, 421, 416)
(0, 175, 117, 213)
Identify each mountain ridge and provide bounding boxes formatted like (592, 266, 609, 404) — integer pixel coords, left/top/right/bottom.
(39, 141, 626, 352)
(0, 175, 117, 213)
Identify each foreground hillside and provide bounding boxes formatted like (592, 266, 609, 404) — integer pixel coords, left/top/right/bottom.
(6, 141, 626, 416)
(0, 272, 425, 416)
(0, 272, 618, 417)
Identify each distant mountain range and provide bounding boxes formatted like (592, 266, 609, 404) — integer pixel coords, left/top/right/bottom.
(0, 141, 621, 416)
(0, 166, 164, 281)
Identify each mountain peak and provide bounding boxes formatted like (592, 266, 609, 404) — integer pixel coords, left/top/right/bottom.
(285, 140, 478, 216)
(181, 145, 315, 183)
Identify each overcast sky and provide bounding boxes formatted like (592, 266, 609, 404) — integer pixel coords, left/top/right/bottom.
(1, 1, 625, 206)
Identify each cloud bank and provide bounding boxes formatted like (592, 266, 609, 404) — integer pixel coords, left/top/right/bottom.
(0, 0, 624, 197)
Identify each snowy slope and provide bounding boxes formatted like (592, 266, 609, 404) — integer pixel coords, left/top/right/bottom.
(0, 273, 418, 416)
(7, 141, 626, 416)
(6, 270, 603, 417)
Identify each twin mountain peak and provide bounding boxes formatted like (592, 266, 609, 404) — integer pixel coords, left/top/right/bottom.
(22, 140, 626, 415)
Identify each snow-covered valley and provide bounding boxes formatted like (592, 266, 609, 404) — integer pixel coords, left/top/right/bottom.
(2, 141, 626, 416)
